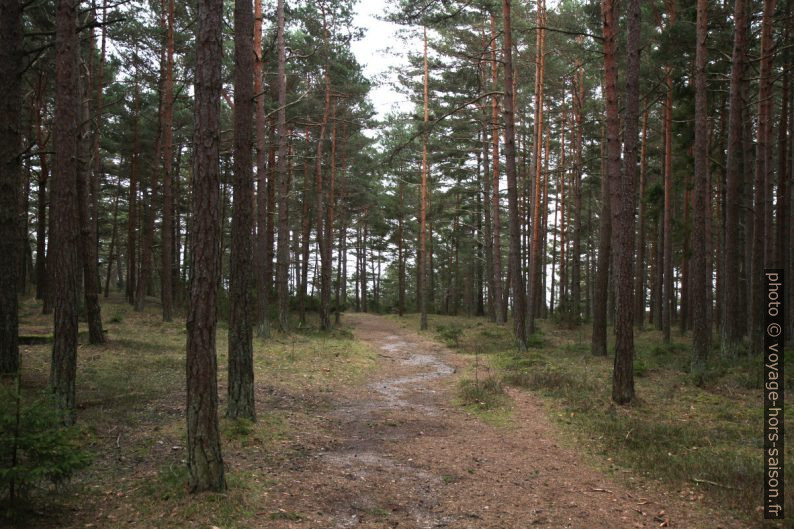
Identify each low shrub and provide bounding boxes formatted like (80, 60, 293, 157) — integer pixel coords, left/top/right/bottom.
(0, 380, 91, 509)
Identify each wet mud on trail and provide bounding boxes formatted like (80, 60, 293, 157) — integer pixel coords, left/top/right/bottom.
(263, 313, 743, 528)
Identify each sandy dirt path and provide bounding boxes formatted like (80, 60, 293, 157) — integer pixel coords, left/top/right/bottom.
(264, 313, 743, 528)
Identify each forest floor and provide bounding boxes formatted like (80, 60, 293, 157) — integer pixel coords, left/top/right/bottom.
(6, 297, 786, 528)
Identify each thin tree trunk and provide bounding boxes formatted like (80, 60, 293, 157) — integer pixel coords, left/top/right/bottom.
(321, 102, 337, 329)
(227, 0, 256, 421)
(420, 27, 430, 331)
(634, 108, 648, 328)
(527, 0, 545, 335)
(398, 179, 405, 316)
(315, 12, 333, 330)
(690, 0, 710, 381)
(160, 0, 175, 321)
(680, 178, 690, 335)
(299, 126, 312, 325)
(126, 72, 140, 305)
(750, 0, 777, 355)
(569, 65, 584, 327)
(662, 48, 675, 343)
(592, 124, 610, 357)
(489, 15, 504, 325)
(275, 0, 290, 332)
(254, 0, 269, 337)
(136, 45, 165, 311)
(104, 174, 122, 297)
(78, 57, 104, 344)
(556, 105, 567, 315)
(501, 0, 527, 350)
(34, 75, 50, 303)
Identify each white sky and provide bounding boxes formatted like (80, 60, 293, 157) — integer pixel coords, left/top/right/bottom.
(350, 0, 414, 120)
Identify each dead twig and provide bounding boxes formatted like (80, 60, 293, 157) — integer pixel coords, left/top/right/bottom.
(692, 478, 736, 490)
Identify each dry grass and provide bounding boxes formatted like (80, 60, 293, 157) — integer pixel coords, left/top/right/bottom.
(7, 294, 377, 528)
(391, 311, 792, 527)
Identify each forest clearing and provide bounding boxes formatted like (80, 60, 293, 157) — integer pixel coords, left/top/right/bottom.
(0, 0, 792, 527)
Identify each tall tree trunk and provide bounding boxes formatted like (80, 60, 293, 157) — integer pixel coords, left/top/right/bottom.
(299, 126, 312, 325)
(750, 0, 777, 355)
(136, 64, 162, 312)
(187, 0, 226, 492)
(315, 13, 333, 330)
(126, 74, 140, 305)
(227, 0, 256, 421)
(481, 115, 494, 321)
(690, 0, 711, 378)
(361, 219, 368, 312)
(321, 102, 337, 328)
(78, 67, 105, 344)
(0, 0, 22, 374)
(634, 108, 648, 328)
(556, 105, 567, 315)
(398, 178, 405, 316)
(776, 8, 789, 273)
(104, 174, 122, 297)
(680, 177, 690, 334)
(161, 0, 175, 321)
(559, 105, 567, 314)
(777, 8, 790, 347)
(592, 124, 610, 357)
(52, 0, 81, 424)
(275, 0, 290, 332)
(420, 27, 430, 331)
(569, 66, 584, 327)
(34, 76, 50, 303)
(690, 0, 710, 382)
(610, 0, 639, 404)
(662, 67, 674, 342)
(527, 0, 545, 335)
(501, 0, 528, 350)
(254, 0, 269, 337)
(489, 15, 505, 325)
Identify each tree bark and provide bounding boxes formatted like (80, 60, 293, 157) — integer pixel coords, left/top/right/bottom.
(501, 0, 528, 350)
(592, 123, 610, 357)
(187, 0, 226, 491)
(322, 102, 337, 328)
(34, 76, 50, 304)
(527, 0, 545, 336)
(634, 108, 648, 328)
(161, 0, 175, 322)
(610, 0, 639, 404)
(662, 70, 674, 342)
(0, 0, 22, 374)
(750, 0, 777, 355)
(126, 73, 140, 305)
(489, 15, 505, 325)
(275, 0, 290, 332)
(227, 0, 256, 421)
(78, 65, 104, 344)
(104, 174, 122, 297)
(568, 66, 584, 327)
(52, 0, 81, 424)
(315, 13, 333, 330)
(298, 126, 312, 325)
(254, 0, 269, 337)
(690, 0, 710, 381)
(420, 27, 430, 331)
